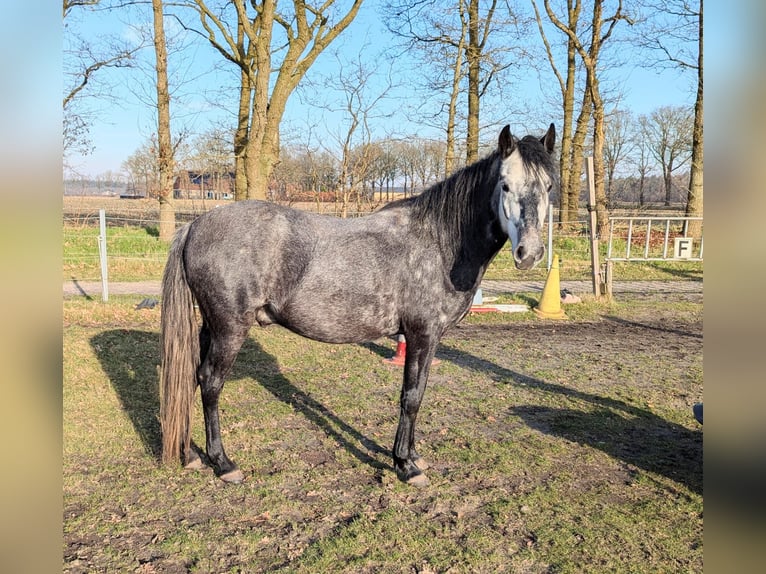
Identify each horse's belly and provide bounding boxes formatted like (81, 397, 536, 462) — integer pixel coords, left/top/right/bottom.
(277, 297, 399, 344)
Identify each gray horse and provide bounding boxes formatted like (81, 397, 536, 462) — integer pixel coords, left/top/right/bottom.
(160, 124, 557, 486)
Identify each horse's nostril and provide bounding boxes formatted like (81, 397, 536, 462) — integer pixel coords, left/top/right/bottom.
(515, 244, 527, 261)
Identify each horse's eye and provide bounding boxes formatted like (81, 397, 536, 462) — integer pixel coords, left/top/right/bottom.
(502, 183, 510, 193)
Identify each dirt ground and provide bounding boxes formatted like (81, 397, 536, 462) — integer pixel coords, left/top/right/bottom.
(63, 293, 703, 573)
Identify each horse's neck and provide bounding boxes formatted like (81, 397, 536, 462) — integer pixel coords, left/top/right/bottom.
(447, 212, 506, 292)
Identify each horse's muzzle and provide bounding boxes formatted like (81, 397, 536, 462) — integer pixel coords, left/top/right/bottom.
(513, 243, 544, 270)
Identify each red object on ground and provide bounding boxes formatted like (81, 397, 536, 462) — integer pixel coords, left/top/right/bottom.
(383, 335, 407, 366)
(383, 335, 441, 367)
(469, 305, 500, 313)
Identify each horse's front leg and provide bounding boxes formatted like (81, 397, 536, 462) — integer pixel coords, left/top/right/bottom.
(393, 333, 438, 487)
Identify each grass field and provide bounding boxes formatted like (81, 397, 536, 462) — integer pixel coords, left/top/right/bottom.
(63, 294, 703, 573)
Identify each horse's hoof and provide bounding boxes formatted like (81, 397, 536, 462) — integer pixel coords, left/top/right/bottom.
(407, 472, 430, 488)
(413, 456, 430, 471)
(184, 458, 205, 471)
(219, 469, 245, 484)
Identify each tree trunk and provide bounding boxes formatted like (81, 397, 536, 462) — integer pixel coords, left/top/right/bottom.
(558, 32, 578, 225)
(152, 0, 175, 241)
(534, 0, 581, 225)
(664, 168, 673, 206)
(587, 1, 609, 239)
(569, 84, 592, 223)
(445, 2, 466, 176)
(234, 22, 251, 202)
(465, 0, 481, 164)
(590, 76, 609, 239)
(685, 0, 703, 237)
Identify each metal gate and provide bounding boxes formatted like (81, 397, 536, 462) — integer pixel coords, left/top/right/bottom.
(603, 216, 703, 297)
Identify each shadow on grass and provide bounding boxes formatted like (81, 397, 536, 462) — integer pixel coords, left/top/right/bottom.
(90, 328, 700, 493)
(69, 276, 94, 300)
(90, 330, 162, 457)
(234, 336, 391, 471)
(91, 329, 390, 472)
(603, 315, 703, 339)
(360, 339, 397, 360)
(438, 343, 703, 495)
(651, 264, 703, 282)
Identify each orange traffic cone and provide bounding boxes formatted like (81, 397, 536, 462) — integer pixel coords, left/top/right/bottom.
(383, 335, 441, 366)
(383, 334, 407, 366)
(533, 253, 567, 319)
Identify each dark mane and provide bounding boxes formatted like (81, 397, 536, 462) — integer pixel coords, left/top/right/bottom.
(409, 150, 502, 255)
(517, 135, 557, 183)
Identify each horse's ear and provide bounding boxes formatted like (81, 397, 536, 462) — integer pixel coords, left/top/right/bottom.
(541, 123, 556, 154)
(498, 125, 515, 158)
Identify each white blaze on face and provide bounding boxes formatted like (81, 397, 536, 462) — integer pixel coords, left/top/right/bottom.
(497, 149, 553, 264)
(497, 150, 525, 250)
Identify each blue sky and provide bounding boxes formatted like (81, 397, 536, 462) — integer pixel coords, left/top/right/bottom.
(65, 1, 698, 178)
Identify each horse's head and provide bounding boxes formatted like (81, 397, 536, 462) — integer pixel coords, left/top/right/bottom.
(495, 124, 557, 270)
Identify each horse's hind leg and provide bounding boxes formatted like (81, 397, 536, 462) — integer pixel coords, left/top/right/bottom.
(197, 326, 249, 483)
(181, 324, 211, 471)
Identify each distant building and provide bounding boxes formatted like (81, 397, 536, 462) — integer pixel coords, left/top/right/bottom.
(174, 171, 235, 200)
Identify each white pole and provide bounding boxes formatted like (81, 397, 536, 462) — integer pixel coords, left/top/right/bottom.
(547, 202, 553, 270)
(98, 209, 109, 302)
(584, 157, 601, 297)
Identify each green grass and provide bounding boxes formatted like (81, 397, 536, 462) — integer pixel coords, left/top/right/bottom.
(63, 296, 703, 573)
(62, 224, 703, 284)
(63, 225, 169, 282)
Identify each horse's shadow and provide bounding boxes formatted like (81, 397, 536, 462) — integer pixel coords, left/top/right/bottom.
(232, 337, 391, 470)
(437, 342, 703, 495)
(90, 330, 390, 471)
(90, 330, 701, 494)
(90, 330, 163, 457)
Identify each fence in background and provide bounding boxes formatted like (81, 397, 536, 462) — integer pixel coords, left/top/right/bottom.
(63, 196, 701, 301)
(603, 216, 704, 298)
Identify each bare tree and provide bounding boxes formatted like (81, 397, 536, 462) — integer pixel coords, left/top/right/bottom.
(640, 0, 702, 234)
(411, 138, 444, 190)
(63, 0, 142, 165)
(368, 139, 398, 201)
(687, 0, 702, 236)
(603, 108, 634, 206)
(384, 0, 465, 172)
(306, 47, 396, 217)
(531, 0, 586, 225)
(184, 0, 363, 201)
(639, 105, 693, 206)
(464, 0, 499, 163)
(395, 140, 419, 198)
(537, 0, 633, 237)
(385, 0, 517, 166)
(181, 127, 235, 199)
(632, 137, 652, 207)
(122, 139, 160, 198)
(622, 113, 656, 207)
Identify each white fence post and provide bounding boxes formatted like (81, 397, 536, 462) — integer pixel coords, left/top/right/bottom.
(547, 202, 553, 271)
(98, 209, 109, 302)
(584, 157, 602, 298)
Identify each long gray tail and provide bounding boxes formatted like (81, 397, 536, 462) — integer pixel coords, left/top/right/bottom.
(159, 224, 199, 466)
